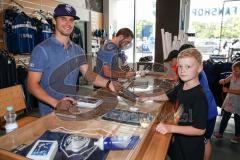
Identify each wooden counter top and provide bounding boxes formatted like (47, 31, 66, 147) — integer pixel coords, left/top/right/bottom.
(0, 102, 174, 160)
(0, 76, 175, 160)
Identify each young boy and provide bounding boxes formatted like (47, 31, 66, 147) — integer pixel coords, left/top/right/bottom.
(140, 48, 208, 160)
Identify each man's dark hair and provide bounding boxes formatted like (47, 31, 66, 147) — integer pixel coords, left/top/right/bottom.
(179, 44, 195, 52)
(116, 28, 134, 38)
(232, 61, 240, 69)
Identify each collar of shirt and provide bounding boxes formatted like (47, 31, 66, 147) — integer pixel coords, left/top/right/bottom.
(50, 35, 73, 49)
(104, 41, 118, 51)
(172, 64, 178, 74)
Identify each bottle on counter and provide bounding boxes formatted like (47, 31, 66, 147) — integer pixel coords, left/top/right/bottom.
(94, 135, 140, 151)
(4, 106, 18, 133)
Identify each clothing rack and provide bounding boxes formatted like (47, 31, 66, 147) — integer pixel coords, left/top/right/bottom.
(32, 9, 47, 20)
(0, 0, 57, 14)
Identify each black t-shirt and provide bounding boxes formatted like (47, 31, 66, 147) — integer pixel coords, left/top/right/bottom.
(167, 84, 208, 160)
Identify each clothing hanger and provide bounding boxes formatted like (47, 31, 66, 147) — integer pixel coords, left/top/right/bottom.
(10, 0, 23, 13)
(17, 59, 28, 68)
(31, 10, 42, 20)
(32, 9, 49, 23)
(45, 11, 53, 19)
(11, 0, 24, 9)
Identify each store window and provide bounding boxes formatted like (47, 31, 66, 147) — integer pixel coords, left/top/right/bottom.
(115, 0, 156, 64)
(135, 0, 156, 63)
(189, 0, 240, 60)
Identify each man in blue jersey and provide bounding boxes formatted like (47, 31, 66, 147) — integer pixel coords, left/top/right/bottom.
(94, 28, 136, 81)
(27, 4, 121, 116)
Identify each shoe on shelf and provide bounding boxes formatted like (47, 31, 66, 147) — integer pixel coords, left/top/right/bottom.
(230, 136, 240, 143)
(214, 132, 223, 139)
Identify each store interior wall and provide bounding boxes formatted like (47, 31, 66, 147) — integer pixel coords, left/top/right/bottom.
(155, 0, 180, 63)
(179, 0, 190, 32)
(103, 0, 117, 40)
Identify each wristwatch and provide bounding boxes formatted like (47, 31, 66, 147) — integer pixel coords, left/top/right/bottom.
(106, 80, 111, 89)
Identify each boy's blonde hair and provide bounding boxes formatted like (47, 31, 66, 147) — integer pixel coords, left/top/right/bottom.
(177, 48, 202, 64)
(232, 61, 240, 69)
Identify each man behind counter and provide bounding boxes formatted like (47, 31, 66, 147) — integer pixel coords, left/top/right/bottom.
(27, 4, 121, 116)
(94, 28, 136, 81)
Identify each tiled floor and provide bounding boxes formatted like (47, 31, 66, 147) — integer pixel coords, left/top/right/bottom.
(211, 108, 240, 160)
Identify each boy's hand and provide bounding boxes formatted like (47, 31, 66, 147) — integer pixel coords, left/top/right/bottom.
(156, 123, 171, 134)
(136, 71, 147, 77)
(219, 79, 225, 85)
(136, 92, 149, 102)
(138, 96, 150, 102)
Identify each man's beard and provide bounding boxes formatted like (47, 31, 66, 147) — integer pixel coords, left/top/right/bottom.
(118, 40, 124, 48)
(57, 27, 73, 36)
(60, 30, 72, 36)
(118, 39, 132, 50)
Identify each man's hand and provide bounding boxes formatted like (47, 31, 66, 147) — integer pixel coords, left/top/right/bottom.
(109, 81, 122, 92)
(55, 99, 74, 111)
(126, 71, 136, 79)
(55, 96, 76, 108)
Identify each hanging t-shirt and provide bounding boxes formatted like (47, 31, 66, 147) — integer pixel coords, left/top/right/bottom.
(3, 9, 19, 53)
(70, 27, 83, 48)
(11, 12, 36, 54)
(32, 18, 53, 45)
